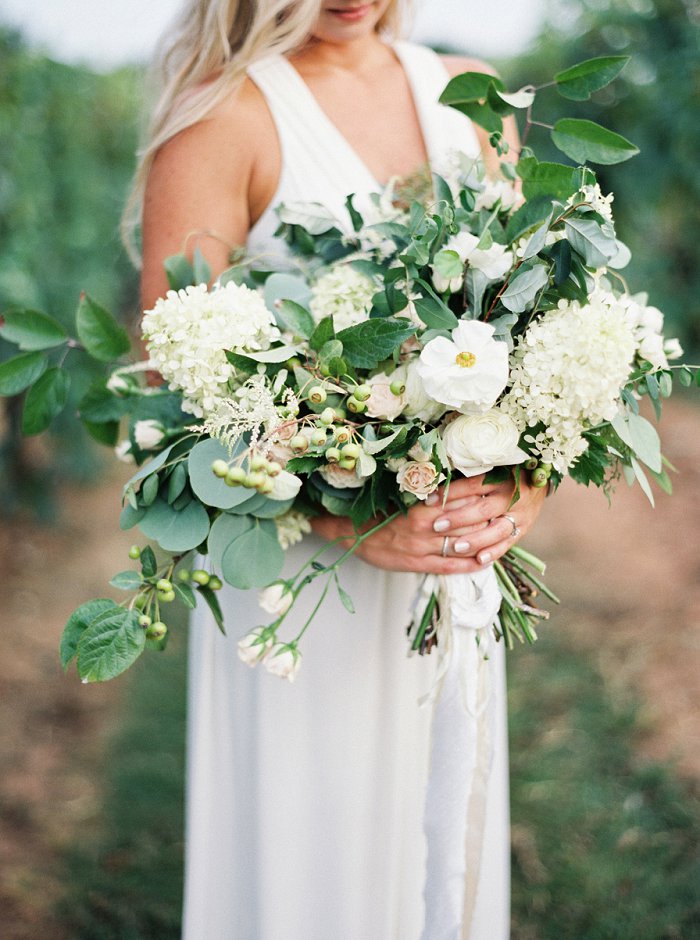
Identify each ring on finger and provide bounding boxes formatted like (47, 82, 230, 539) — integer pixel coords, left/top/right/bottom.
(502, 513, 521, 539)
(441, 535, 450, 557)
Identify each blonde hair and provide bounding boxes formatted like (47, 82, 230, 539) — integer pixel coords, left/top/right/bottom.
(123, 0, 408, 262)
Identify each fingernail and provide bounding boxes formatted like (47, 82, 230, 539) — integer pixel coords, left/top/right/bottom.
(425, 493, 439, 506)
(433, 518, 450, 533)
(478, 551, 492, 565)
(454, 539, 470, 554)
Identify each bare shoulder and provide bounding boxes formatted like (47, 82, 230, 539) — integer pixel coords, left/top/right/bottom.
(440, 55, 499, 80)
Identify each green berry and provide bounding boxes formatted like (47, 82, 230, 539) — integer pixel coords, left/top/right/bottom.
(539, 462, 553, 474)
(285, 356, 302, 369)
(290, 434, 309, 453)
(158, 589, 176, 603)
(325, 446, 341, 463)
(308, 385, 327, 404)
(156, 578, 172, 592)
(177, 569, 191, 582)
(334, 407, 347, 422)
(191, 569, 210, 586)
(311, 429, 327, 446)
(389, 380, 406, 396)
(334, 426, 351, 444)
(338, 457, 357, 471)
(134, 594, 148, 610)
(245, 471, 267, 489)
(353, 383, 372, 402)
(250, 453, 268, 472)
(346, 396, 366, 414)
(266, 461, 282, 477)
(525, 458, 538, 471)
(225, 466, 247, 487)
(341, 443, 361, 459)
(211, 459, 229, 478)
(146, 621, 168, 640)
(208, 576, 223, 591)
(258, 477, 274, 495)
(138, 614, 152, 628)
(319, 407, 336, 426)
(531, 468, 549, 488)
(128, 545, 141, 560)
(319, 363, 331, 377)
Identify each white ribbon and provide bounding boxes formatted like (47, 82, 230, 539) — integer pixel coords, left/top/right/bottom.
(420, 566, 502, 940)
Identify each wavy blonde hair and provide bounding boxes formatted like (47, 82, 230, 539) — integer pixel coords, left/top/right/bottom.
(123, 0, 408, 261)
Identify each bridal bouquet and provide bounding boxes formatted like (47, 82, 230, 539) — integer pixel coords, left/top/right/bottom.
(0, 56, 693, 683)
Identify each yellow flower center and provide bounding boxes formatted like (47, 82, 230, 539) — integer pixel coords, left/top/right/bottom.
(455, 351, 477, 368)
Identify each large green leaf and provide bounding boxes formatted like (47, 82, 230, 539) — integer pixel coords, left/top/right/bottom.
(188, 437, 253, 509)
(220, 518, 284, 589)
(336, 318, 416, 369)
(500, 263, 550, 313)
(263, 272, 312, 313)
(439, 70, 503, 105)
(0, 309, 68, 350)
(276, 300, 315, 339)
(78, 384, 130, 422)
(207, 512, 254, 570)
(77, 608, 147, 682)
(0, 350, 48, 396)
(139, 498, 211, 552)
(75, 293, 131, 362)
(551, 119, 639, 165)
(564, 218, 619, 268)
(517, 159, 578, 201)
(21, 367, 70, 435)
(277, 202, 339, 234)
(555, 56, 630, 101)
(60, 598, 117, 670)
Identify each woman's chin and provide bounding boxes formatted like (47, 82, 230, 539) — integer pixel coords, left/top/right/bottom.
(312, 2, 386, 42)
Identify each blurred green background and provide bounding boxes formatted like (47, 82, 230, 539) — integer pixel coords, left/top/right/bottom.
(0, 1, 699, 937)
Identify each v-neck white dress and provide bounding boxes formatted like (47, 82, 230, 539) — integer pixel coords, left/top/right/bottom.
(183, 42, 511, 940)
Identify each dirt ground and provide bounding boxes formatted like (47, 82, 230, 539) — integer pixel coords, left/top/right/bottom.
(0, 399, 698, 938)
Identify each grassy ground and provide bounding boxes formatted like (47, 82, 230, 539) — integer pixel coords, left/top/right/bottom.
(54, 624, 700, 939)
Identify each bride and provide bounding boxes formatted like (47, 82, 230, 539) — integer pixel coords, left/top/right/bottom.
(132, 1, 545, 937)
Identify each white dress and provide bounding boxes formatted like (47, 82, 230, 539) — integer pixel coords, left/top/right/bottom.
(183, 41, 511, 940)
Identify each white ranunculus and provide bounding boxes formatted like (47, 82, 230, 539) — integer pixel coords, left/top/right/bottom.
(444, 231, 513, 281)
(365, 371, 405, 420)
(396, 460, 441, 499)
(269, 469, 302, 501)
(133, 419, 166, 450)
(442, 410, 528, 477)
(259, 582, 293, 616)
(264, 643, 301, 682)
(237, 627, 274, 667)
(416, 320, 509, 412)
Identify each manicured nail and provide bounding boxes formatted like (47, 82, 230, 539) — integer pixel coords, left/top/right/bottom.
(433, 518, 450, 533)
(454, 540, 470, 554)
(425, 492, 439, 506)
(478, 551, 492, 565)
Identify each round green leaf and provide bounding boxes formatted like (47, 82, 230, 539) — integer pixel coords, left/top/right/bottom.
(551, 119, 639, 166)
(0, 309, 68, 350)
(188, 437, 253, 509)
(221, 519, 284, 589)
(555, 56, 630, 102)
(139, 498, 210, 552)
(76, 293, 131, 362)
(109, 570, 144, 591)
(21, 367, 70, 435)
(207, 512, 254, 570)
(264, 272, 312, 314)
(77, 608, 146, 683)
(0, 350, 49, 396)
(60, 598, 117, 670)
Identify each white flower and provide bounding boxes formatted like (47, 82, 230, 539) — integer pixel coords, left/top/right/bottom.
(114, 439, 134, 464)
(416, 320, 510, 412)
(275, 509, 312, 550)
(399, 360, 448, 424)
(444, 231, 513, 282)
(142, 281, 280, 417)
(500, 288, 637, 472)
(269, 468, 302, 501)
(309, 265, 376, 331)
(664, 337, 683, 360)
(638, 333, 667, 370)
(259, 582, 293, 617)
(238, 627, 274, 666)
(396, 461, 441, 499)
(441, 410, 528, 478)
(365, 371, 405, 420)
(474, 178, 521, 213)
(578, 182, 615, 223)
(107, 372, 131, 395)
(133, 419, 166, 450)
(617, 292, 677, 369)
(264, 643, 301, 682)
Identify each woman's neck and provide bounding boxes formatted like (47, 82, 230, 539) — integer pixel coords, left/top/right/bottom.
(290, 32, 393, 76)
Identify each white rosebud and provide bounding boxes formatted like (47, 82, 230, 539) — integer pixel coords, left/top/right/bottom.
(364, 371, 405, 420)
(264, 643, 301, 682)
(133, 419, 166, 450)
(269, 469, 302, 501)
(106, 372, 131, 395)
(431, 270, 463, 294)
(259, 582, 293, 616)
(416, 320, 509, 412)
(396, 460, 440, 499)
(664, 337, 683, 360)
(442, 410, 528, 477)
(407, 441, 433, 462)
(638, 333, 667, 370)
(237, 627, 274, 667)
(114, 439, 135, 464)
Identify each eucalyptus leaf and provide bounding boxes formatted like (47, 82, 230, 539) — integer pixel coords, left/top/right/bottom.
(277, 300, 315, 339)
(627, 412, 662, 473)
(207, 512, 254, 571)
(0, 309, 68, 350)
(60, 599, 117, 670)
(193, 246, 211, 285)
(21, 367, 70, 435)
(77, 608, 146, 682)
(264, 272, 312, 313)
(139, 498, 210, 552)
(277, 202, 339, 234)
(555, 55, 630, 101)
(552, 119, 639, 165)
(75, 293, 130, 362)
(141, 472, 160, 506)
(188, 437, 252, 509)
(120, 502, 146, 530)
(167, 462, 189, 504)
(0, 351, 48, 396)
(630, 455, 655, 506)
(122, 444, 175, 497)
(221, 519, 284, 589)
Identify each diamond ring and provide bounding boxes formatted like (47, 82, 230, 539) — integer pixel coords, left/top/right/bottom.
(441, 535, 450, 557)
(503, 514, 521, 539)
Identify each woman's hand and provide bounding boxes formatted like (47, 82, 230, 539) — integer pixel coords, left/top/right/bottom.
(310, 473, 547, 575)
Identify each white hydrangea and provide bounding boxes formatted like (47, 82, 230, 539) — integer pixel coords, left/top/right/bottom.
(501, 290, 637, 472)
(309, 265, 377, 331)
(142, 282, 280, 417)
(577, 182, 615, 223)
(612, 290, 682, 369)
(274, 509, 312, 550)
